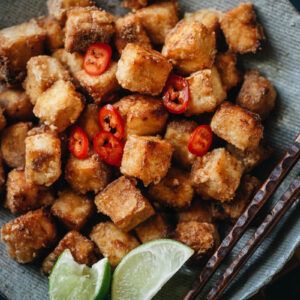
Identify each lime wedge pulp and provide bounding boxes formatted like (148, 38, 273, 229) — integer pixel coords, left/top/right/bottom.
(49, 249, 111, 300)
(112, 239, 194, 300)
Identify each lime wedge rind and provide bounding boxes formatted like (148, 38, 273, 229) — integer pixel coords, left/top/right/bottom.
(92, 258, 111, 300)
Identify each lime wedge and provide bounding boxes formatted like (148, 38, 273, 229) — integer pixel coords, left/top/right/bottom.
(49, 249, 111, 300)
(111, 239, 194, 300)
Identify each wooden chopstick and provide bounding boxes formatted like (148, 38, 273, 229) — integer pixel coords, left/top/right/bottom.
(206, 176, 300, 300)
(184, 133, 300, 300)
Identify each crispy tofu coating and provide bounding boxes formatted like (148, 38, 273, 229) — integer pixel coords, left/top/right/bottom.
(116, 43, 172, 96)
(175, 221, 218, 256)
(42, 231, 96, 275)
(121, 135, 173, 186)
(65, 153, 111, 194)
(33, 80, 84, 132)
(90, 222, 140, 266)
(191, 148, 243, 202)
(135, 214, 169, 243)
(114, 94, 168, 137)
(236, 70, 277, 119)
(25, 129, 61, 186)
(211, 102, 264, 151)
(136, 2, 179, 45)
(64, 7, 115, 53)
(0, 209, 57, 263)
(186, 67, 226, 115)
(0, 20, 46, 84)
(220, 3, 264, 54)
(164, 120, 197, 169)
(162, 20, 216, 74)
(1, 122, 32, 168)
(178, 201, 213, 223)
(115, 13, 151, 54)
(78, 104, 100, 140)
(122, 0, 147, 11)
(215, 52, 241, 91)
(148, 167, 194, 209)
(95, 176, 154, 232)
(51, 190, 94, 230)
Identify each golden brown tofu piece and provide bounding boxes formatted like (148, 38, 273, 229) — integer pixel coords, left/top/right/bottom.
(186, 67, 226, 115)
(178, 201, 213, 223)
(135, 214, 169, 243)
(175, 221, 219, 256)
(0, 20, 45, 84)
(164, 120, 197, 169)
(51, 190, 94, 230)
(162, 20, 216, 74)
(64, 7, 115, 53)
(90, 222, 140, 266)
(75, 62, 119, 104)
(122, 0, 147, 11)
(116, 43, 172, 96)
(148, 167, 194, 209)
(220, 3, 264, 54)
(25, 55, 71, 105)
(33, 80, 84, 132)
(115, 13, 151, 54)
(211, 102, 264, 151)
(78, 104, 100, 140)
(0, 209, 57, 263)
(95, 176, 154, 232)
(1, 122, 32, 168)
(0, 88, 33, 121)
(191, 148, 243, 202)
(25, 128, 61, 186)
(136, 2, 179, 45)
(65, 153, 111, 194)
(114, 94, 168, 137)
(236, 70, 277, 119)
(42, 231, 96, 275)
(121, 135, 173, 186)
(215, 52, 241, 91)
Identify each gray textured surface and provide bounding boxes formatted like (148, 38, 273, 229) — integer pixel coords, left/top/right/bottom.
(0, 0, 299, 299)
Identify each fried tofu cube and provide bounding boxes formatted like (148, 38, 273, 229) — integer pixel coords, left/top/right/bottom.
(0, 88, 33, 121)
(215, 52, 241, 91)
(25, 128, 61, 186)
(65, 153, 111, 194)
(162, 20, 216, 74)
(164, 120, 197, 168)
(116, 43, 172, 96)
(33, 80, 84, 132)
(220, 3, 264, 54)
(178, 201, 213, 223)
(0, 20, 45, 84)
(114, 94, 168, 137)
(122, 0, 147, 11)
(64, 7, 115, 53)
(191, 148, 243, 202)
(236, 70, 277, 119)
(25, 55, 71, 105)
(90, 222, 140, 266)
(115, 13, 151, 53)
(0, 209, 57, 263)
(78, 104, 100, 140)
(136, 2, 179, 45)
(186, 67, 226, 115)
(211, 102, 264, 151)
(1, 122, 32, 168)
(51, 190, 94, 230)
(121, 135, 173, 186)
(0, 156, 5, 190)
(135, 214, 169, 243)
(75, 62, 119, 104)
(42, 231, 96, 274)
(95, 176, 154, 231)
(148, 167, 194, 209)
(0, 108, 6, 131)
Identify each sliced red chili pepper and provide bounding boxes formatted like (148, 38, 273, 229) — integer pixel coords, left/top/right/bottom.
(162, 75, 190, 114)
(98, 104, 125, 140)
(69, 126, 89, 159)
(83, 43, 112, 76)
(93, 131, 124, 167)
(188, 125, 213, 157)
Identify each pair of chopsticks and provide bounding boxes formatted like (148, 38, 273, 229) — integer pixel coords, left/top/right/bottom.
(184, 133, 300, 300)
